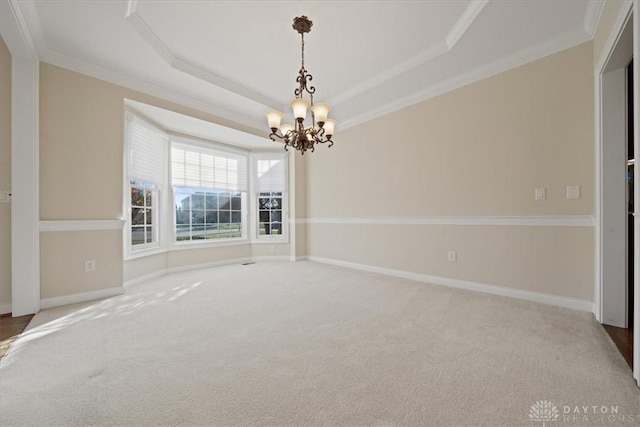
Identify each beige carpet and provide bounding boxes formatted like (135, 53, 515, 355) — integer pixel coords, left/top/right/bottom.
(1, 261, 638, 426)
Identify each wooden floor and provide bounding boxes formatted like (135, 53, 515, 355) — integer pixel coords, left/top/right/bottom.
(0, 314, 34, 360)
(603, 324, 634, 369)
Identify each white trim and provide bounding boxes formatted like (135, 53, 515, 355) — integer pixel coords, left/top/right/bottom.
(307, 256, 593, 312)
(594, 1, 634, 73)
(0, 304, 12, 316)
(123, 270, 166, 290)
(299, 215, 595, 227)
(39, 220, 126, 232)
(340, 28, 591, 131)
(2, 1, 41, 317)
(327, 42, 449, 107)
(446, 0, 489, 49)
(125, 4, 278, 109)
(166, 257, 253, 274)
(251, 255, 289, 263)
(40, 287, 125, 310)
(583, 0, 606, 37)
(594, 0, 634, 325)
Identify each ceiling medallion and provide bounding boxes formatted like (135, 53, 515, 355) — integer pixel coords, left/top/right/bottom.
(265, 16, 336, 155)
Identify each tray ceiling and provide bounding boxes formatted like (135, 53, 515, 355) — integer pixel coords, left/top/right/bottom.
(14, 0, 602, 133)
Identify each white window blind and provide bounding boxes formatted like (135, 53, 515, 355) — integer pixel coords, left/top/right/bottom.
(127, 115, 168, 186)
(172, 142, 248, 192)
(255, 154, 287, 193)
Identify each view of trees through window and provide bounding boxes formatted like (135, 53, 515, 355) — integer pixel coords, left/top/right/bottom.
(175, 188, 243, 241)
(131, 181, 156, 246)
(258, 192, 283, 236)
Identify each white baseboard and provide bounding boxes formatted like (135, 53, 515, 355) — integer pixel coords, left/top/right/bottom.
(0, 304, 12, 315)
(166, 257, 253, 275)
(307, 256, 593, 312)
(40, 287, 125, 310)
(123, 270, 167, 290)
(251, 256, 290, 262)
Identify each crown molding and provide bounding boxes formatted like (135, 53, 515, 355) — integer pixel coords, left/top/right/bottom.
(125, 1, 279, 109)
(39, 49, 266, 132)
(327, 42, 449, 106)
(10, 0, 46, 56)
(1, 0, 39, 61)
(340, 27, 591, 131)
(583, 0, 606, 38)
(299, 215, 595, 227)
(446, 0, 490, 49)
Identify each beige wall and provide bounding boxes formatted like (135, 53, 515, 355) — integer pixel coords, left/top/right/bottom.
(40, 230, 122, 299)
(593, 0, 629, 68)
(0, 37, 11, 312)
(40, 63, 292, 297)
(306, 41, 595, 301)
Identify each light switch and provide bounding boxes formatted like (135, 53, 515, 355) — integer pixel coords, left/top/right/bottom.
(535, 188, 546, 201)
(566, 185, 580, 200)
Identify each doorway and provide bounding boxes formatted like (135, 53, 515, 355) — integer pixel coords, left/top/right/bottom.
(599, 4, 638, 385)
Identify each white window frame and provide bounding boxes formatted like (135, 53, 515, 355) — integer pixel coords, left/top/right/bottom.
(250, 152, 289, 243)
(169, 135, 250, 248)
(123, 112, 169, 260)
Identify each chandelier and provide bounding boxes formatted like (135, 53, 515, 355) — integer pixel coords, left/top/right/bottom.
(265, 16, 336, 155)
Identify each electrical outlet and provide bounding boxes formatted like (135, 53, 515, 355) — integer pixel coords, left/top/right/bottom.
(448, 251, 457, 262)
(566, 185, 580, 199)
(85, 260, 96, 272)
(535, 187, 546, 201)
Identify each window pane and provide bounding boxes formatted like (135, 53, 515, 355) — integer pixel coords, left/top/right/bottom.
(258, 198, 269, 210)
(270, 223, 282, 235)
(176, 208, 190, 225)
(175, 193, 191, 210)
(205, 225, 218, 239)
(145, 226, 153, 244)
(176, 225, 190, 241)
(206, 194, 218, 209)
(173, 188, 244, 242)
(192, 224, 206, 240)
(131, 188, 144, 207)
(132, 226, 146, 245)
(191, 193, 205, 209)
(205, 210, 218, 224)
(271, 211, 282, 223)
(219, 194, 230, 210)
(131, 207, 145, 225)
(231, 197, 241, 210)
(259, 211, 269, 223)
(145, 208, 153, 225)
(192, 210, 205, 224)
(144, 190, 152, 207)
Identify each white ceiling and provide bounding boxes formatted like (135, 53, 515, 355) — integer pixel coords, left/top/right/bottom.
(15, 0, 603, 135)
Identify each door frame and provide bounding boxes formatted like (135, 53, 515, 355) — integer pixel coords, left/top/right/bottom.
(595, 0, 639, 385)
